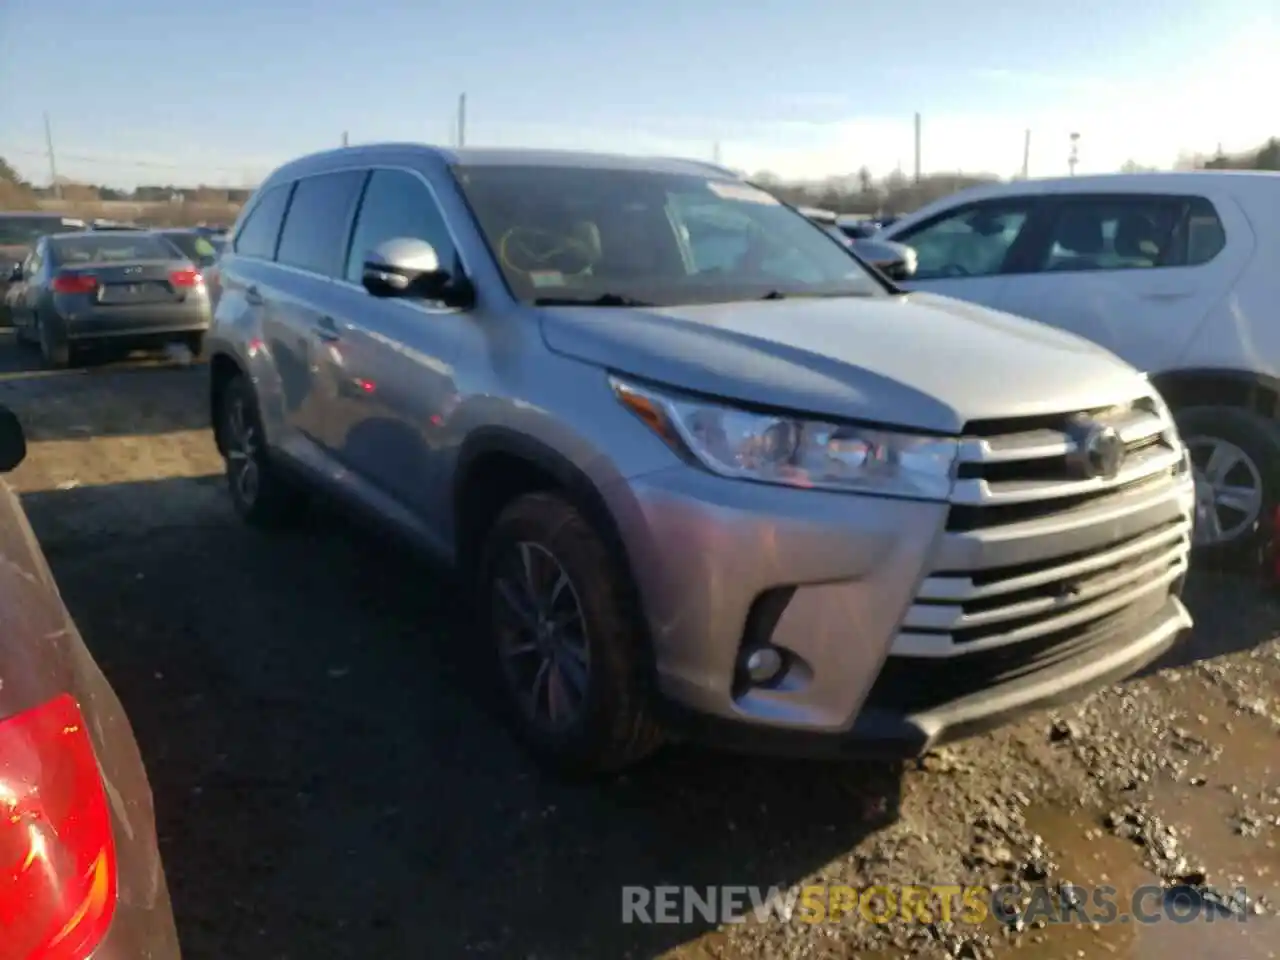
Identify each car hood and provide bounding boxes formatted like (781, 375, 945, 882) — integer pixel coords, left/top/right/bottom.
(538, 292, 1146, 434)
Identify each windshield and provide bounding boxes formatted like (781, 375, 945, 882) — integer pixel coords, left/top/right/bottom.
(163, 232, 219, 266)
(50, 233, 184, 264)
(452, 164, 884, 306)
(0, 217, 79, 247)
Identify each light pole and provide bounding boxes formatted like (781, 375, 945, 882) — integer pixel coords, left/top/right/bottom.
(1068, 132, 1080, 176)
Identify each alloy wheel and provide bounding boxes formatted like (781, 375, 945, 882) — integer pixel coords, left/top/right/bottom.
(1185, 434, 1264, 545)
(224, 393, 261, 507)
(491, 541, 591, 731)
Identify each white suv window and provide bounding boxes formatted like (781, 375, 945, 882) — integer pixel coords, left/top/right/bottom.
(1039, 199, 1180, 272)
(898, 202, 1032, 279)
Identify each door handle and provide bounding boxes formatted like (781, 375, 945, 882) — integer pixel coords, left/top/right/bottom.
(314, 316, 341, 342)
(244, 284, 264, 306)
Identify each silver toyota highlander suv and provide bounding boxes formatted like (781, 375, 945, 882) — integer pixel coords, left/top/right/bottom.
(207, 144, 1195, 775)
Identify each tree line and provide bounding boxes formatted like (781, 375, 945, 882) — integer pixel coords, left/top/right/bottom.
(2, 137, 1278, 217)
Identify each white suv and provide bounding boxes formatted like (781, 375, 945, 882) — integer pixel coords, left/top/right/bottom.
(881, 171, 1280, 562)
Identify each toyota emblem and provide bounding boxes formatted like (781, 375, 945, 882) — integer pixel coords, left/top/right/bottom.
(1064, 419, 1126, 483)
(1068, 417, 1126, 480)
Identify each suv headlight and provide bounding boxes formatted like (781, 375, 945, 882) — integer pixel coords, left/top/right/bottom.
(611, 377, 958, 499)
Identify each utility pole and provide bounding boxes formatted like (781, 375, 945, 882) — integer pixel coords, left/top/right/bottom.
(457, 93, 467, 147)
(913, 112, 921, 184)
(43, 112, 61, 199)
(1068, 132, 1080, 176)
(1021, 129, 1031, 179)
(712, 141, 722, 165)
(341, 131, 349, 147)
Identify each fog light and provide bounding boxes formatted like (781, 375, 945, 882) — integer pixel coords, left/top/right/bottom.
(743, 646, 784, 684)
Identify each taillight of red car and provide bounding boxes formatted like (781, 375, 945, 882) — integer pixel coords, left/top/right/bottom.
(0, 694, 117, 959)
(50, 274, 98, 296)
(168, 268, 201, 289)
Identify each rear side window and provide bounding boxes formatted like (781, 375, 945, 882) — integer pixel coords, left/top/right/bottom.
(276, 171, 366, 277)
(1039, 198, 1181, 272)
(1038, 195, 1226, 272)
(234, 184, 291, 260)
(1181, 196, 1227, 266)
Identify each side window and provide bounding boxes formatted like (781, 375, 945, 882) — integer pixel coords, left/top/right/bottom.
(1038, 197, 1181, 272)
(1182, 196, 1226, 266)
(344, 169, 457, 284)
(896, 202, 1032, 279)
(233, 184, 291, 260)
(276, 171, 366, 277)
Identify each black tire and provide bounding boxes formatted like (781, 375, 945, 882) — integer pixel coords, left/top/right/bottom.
(37, 313, 73, 369)
(14, 317, 36, 349)
(185, 332, 206, 360)
(216, 374, 308, 527)
(478, 492, 664, 776)
(1176, 405, 1280, 569)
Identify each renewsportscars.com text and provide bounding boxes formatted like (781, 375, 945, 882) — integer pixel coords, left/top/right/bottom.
(621, 883, 1253, 927)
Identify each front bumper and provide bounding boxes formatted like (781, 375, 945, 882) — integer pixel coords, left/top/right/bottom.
(609, 396, 1195, 757)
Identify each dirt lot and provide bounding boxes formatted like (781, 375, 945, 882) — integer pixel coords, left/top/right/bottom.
(1, 332, 1278, 959)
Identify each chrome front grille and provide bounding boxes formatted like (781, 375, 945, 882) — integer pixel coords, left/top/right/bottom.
(894, 391, 1194, 659)
(948, 396, 1187, 529)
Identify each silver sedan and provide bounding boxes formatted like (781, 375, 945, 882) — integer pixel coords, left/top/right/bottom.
(8, 231, 212, 367)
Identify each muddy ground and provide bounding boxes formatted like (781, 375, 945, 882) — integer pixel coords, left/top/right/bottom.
(1, 332, 1277, 960)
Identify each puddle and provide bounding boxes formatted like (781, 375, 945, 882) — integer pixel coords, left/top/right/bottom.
(987, 790, 1280, 958)
(1143, 674, 1280, 900)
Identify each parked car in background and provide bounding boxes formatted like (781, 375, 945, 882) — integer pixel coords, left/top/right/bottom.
(208, 143, 1193, 776)
(156, 227, 224, 306)
(801, 207, 918, 281)
(0, 212, 86, 325)
(9, 230, 212, 367)
(879, 171, 1280, 562)
(836, 216, 879, 239)
(0, 405, 181, 958)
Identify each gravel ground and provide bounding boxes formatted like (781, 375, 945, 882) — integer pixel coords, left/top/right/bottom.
(1, 332, 1278, 959)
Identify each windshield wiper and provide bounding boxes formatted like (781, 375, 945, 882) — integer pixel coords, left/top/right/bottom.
(533, 293, 654, 307)
(759, 290, 874, 301)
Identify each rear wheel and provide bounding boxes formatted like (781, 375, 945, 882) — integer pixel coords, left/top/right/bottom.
(37, 314, 73, 369)
(1177, 406, 1280, 568)
(478, 492, 664, 777)
(184, 333, 206, 360)
(217, 374, 308, 527)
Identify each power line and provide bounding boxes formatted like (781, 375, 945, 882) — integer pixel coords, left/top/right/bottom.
(1, 145, 267, 174)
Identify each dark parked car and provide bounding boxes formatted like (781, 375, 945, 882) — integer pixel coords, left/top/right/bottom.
(0, 406, 181, 958)
(0, 213, 86, 325)
(7, 231, 212, 367)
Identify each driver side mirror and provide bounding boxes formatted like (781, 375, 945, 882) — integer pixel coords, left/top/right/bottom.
(6, 263, 22, 284)
(362, 237, 468, 304)
(0, 406, 26, 473)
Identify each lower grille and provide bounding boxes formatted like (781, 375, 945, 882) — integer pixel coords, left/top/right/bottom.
(864, 589, 1174, 714)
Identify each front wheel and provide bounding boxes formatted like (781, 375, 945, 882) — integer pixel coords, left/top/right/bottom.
(216, 374, 308, 527)
(478, 492, 664, 776)
(1177, 406, 1280, 568)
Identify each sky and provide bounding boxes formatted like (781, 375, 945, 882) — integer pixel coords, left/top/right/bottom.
(1, 0, 1277, 189)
